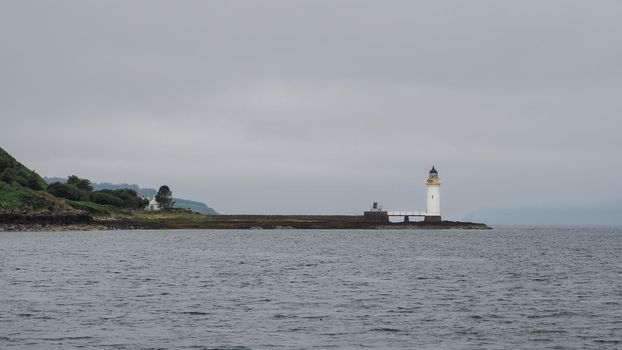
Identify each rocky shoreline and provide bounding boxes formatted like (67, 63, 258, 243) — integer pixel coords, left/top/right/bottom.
(0, 223, 108, 232)
(0, 212, 97, 231)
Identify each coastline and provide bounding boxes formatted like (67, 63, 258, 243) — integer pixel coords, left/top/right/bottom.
(1, 213, 491, 231)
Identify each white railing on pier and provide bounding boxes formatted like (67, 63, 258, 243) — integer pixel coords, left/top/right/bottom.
(386, 211, 427, 216)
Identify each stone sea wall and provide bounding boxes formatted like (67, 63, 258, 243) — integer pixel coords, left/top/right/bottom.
(1, 213, 490, 231)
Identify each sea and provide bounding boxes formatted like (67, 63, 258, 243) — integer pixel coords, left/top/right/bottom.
(1, 226, 621, 349)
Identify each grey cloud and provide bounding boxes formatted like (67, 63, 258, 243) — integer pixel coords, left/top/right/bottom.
(1, 1, 621, 218)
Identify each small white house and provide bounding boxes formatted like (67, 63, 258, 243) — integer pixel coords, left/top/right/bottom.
(146, 197, 160, 211)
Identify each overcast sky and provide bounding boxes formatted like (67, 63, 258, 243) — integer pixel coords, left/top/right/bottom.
(1, 1, 621, 217)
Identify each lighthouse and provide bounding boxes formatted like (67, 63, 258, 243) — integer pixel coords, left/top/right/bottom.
(425, 166, 441, 222)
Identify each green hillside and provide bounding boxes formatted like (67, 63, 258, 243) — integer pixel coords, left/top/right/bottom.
(0, 147, 74, 212)
(0, 147, 47, 190)
(2, 147, 218, 217)
(44, 177, 219, 214)
(1, 147, 148, 215)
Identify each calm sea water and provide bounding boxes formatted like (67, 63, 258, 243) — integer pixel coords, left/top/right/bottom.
(1, 226, 621, 349)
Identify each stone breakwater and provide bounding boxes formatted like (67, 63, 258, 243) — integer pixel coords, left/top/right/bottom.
(1, 213, 491, 231)
(95, 215, 490, 230)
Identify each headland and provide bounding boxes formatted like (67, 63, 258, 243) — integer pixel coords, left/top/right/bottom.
(0, 146, 489, 231)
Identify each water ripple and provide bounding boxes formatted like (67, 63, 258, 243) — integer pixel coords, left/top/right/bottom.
(1, 226, 621, 349)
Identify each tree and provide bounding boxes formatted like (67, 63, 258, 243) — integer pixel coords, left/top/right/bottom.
(26, 171, 45, 191)
(90, 191, 124, 207)
(155, 185, 175, 210)
(46, 182, 84, 201)
(67, 175, 93, 191)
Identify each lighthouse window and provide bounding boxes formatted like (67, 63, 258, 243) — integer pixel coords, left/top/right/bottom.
(431, 195, 434, 199)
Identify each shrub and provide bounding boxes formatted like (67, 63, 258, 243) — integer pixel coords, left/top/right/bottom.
(137, 196, 149, 209)
(0, 168, 17, 184)
(0, 182, 55, 211)
(90, 191, 124, 207)
(26, 171, 45, 191)
(0, 157, 10, 173)
(46, 182, 85, 201)
(94, 189, 148, 209)
(67, 175, 93, 191)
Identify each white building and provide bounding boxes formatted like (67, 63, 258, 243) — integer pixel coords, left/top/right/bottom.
(425, 166, 441, 222)
(146, 197, 160, 211)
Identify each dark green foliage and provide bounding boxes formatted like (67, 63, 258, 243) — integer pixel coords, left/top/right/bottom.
(0, 146, 47, 190)
(155, 185, 175, 209)
(0, 147, 184, 216)
(0, 157, 10, 173)
(20, 189, 51, 209)
(89, 189, 147, 209)
(139, 197, 149, 208)
(45, 180, 149, 212)
(90, 191, 124, 207)
(27, 171, 45, 190)
(67, 175, 93, 191)
(0, 168, 17, 183)
(43, 177, 219, 214)
(42, 177, 148, 210)
(43, 176, 66, 184)
(45, 177, 149, 212)
(0, 148, 75, 212)
(0, 147, 148, 215)
(46, 186, 148, 211)
(0, 181, 66, 211)
(46, 182, 85, 201)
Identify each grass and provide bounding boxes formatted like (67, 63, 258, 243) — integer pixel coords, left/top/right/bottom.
(0, 146, 47, 190)
(119, 211, 208, 221)
(0, 181, 75, 212)
(62, 200, 121, 216)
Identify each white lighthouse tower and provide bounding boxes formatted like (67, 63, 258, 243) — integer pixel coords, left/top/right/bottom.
(425, 166, 441, 222)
